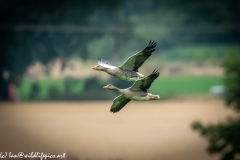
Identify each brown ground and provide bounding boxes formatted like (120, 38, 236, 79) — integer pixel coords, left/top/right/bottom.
(0, 98, 238, 160)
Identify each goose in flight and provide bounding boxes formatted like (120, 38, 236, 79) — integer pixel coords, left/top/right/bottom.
(92, 40, 157, 81)
(103, 69, 160, 113)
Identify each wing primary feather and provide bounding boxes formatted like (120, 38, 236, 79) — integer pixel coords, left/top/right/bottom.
(110, 95, 131, 113)
(119, 40, 157, 71)
(130, 69, 160, 92)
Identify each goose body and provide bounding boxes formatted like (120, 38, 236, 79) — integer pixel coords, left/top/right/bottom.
(103, 70, 160, 113)
(92, 40, 157, 81)
(105, 67, 144, 81)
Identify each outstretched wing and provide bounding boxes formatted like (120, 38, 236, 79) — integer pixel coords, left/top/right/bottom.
(120, 40, 157, 72)
(98, 57, 117, 69)
(131, 69, 160, 92)
(110, 94, 131, 113)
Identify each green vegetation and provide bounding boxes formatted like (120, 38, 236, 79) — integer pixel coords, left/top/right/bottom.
(222, 52, 240, 111)
(192, 118, 240, 160)
(16, 76, 223, 101)
(192, 52, 240, 160)
(150, 76, 223, 98)
(17, 78, 85, 101)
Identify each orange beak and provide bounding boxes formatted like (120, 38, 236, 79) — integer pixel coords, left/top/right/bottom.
(103, 85, 109, 89)
(92, 66, 97, 70)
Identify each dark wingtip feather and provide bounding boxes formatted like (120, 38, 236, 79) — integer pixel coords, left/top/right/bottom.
(110, 108, 118, 113)
(143, 40, 157, 55)
(148, 40, 157, 46)
(151, 69, 160, 78)
(149, 40, 152, 45)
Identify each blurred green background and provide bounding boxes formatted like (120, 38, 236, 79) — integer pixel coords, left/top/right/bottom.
(0, 0, 240, 101)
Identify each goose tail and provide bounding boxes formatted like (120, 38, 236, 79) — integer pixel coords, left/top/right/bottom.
(148, 93, 160, 100)
(136, 72, 144, 78)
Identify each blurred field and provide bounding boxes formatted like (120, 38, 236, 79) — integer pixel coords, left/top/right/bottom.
(0, 98, 238, 160)
(150, 76, 223, 97)
(16, 76, 223, 101)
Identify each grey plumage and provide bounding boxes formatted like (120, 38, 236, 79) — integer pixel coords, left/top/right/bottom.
(104, 70, 160, 113)
(92, 40, 157, 81)
(120, 40, 157, 72)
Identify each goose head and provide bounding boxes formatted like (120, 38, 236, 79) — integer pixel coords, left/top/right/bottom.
(92, 65, 105, 71)
(103, 84, 118, 90)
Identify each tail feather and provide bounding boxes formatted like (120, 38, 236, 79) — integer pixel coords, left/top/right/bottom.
(136, 72, 144, 78)
(148, 93, 160, 100)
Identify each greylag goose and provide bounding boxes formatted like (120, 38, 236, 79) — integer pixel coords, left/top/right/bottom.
(103, 69, 160, 113)
(92, 40, 157, 81)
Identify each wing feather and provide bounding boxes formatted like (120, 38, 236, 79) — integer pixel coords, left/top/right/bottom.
(131, 69, 160, 92)
(98, 57, 117, 69)
(110, 94, 131, 113)
(120, 40, 157, 71)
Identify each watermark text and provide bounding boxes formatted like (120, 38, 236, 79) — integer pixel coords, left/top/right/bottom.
(0, 152, 66, 160)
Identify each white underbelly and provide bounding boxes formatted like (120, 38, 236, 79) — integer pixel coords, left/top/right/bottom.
(118, 75, 138, 81)
(131, 95, 150, 101)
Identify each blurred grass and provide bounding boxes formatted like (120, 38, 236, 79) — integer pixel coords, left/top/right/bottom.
(149, 76, 223, 99)
(17, 79, 85, 101)
(16, 76, 223, 101)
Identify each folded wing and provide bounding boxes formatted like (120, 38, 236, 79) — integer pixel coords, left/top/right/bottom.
(110, 94, 131, 113)
(131, 69, 160, 92)
(120, 40, 157, 72)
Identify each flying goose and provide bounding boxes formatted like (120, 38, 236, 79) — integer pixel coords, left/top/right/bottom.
(92, 40, 157, 81)
(103, 69, 160, 113)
